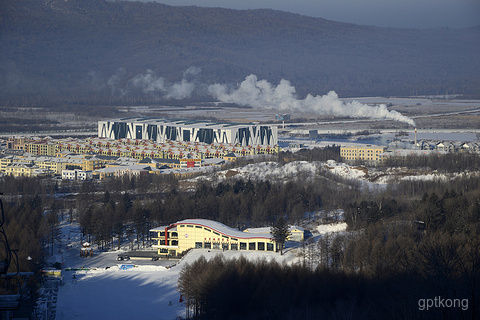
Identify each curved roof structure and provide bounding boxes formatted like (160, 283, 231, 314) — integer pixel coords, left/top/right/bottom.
(175, 219, 273, 240)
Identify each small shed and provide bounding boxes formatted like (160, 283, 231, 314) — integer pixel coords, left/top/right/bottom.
(288, 226, 305, 242)
(80, 242, 93, 257)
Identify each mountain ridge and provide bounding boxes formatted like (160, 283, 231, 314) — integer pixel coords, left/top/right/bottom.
(1, 0, 479, 106)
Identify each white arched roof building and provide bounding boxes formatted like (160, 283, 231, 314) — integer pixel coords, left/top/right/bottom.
(150, 219, 278, 257)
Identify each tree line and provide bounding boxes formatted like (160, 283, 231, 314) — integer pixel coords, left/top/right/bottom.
(1, 148, 479, 319)
(381, 152, 480, 173)
(75, 178, 325, 252)
(178, 234, 479, 319)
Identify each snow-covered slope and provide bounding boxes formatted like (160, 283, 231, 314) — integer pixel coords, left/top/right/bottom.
(216, 161, 318, 182)
(53, 222, 300, 320)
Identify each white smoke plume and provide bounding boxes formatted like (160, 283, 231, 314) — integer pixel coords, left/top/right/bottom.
(208, 74, 416, 126)
(129, 67, 200, 100)
(129, 69, 167, 93)
(107, 68, 127, 96)
(183, 66, 201, 78)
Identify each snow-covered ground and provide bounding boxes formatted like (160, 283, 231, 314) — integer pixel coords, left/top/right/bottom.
(216, 161, 318, 182)
(199, 160, 368, 184)
(199, 159, 454, 191)
(316, 222, 347, 234)
(56, 265, 182, 320)
(51, 222, 301, 320)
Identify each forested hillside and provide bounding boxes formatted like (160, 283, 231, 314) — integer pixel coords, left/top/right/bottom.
(1, 0, 479, 107)
(2, 150, 480, 318)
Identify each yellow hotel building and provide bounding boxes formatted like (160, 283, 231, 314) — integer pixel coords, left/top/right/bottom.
(340, 145, 386, 162)
(150, 219, 278, 257)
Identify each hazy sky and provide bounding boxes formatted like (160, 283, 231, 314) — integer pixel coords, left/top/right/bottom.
(138, 0, 480, 29)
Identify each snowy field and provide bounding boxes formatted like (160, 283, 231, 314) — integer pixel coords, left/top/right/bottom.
(56, 265, 182, 320)
(52, 222, 305, 320)
(55, 248, 300, 320)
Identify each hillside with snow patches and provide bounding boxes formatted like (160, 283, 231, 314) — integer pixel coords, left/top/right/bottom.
(198, 160, 461, 187)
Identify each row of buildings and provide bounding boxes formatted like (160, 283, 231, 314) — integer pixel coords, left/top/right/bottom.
(340, 140, 480, 164)
(98, 118, 278, 147)
(0, 152, 230, 179)
(417, 140, 480, 153)
(1, 129, 280, 179)
(6, 134, 279, 161)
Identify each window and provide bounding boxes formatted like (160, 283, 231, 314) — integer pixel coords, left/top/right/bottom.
(231, 238, 238, 241)
(160, 248, 168, 253)
(222, 243, 228, 250)
(240, 242, 247, 250)
(213, 243, 220, 249)
(171, 232, 178, 238)
(171, 240, 178, 246)
(231, 243, 238, 250)
(249, 243, 256, 250)
(222, 235, 229, 240)
(267, 243, 274, 251)
(204, 228, 211, 232)
(213, 231, 220, 236)
(195, 226, 202, 229)
(187, 225, 193, 228)
(160, 232, 165, 236)
(160, 240, 165, 245)
(257, 242, 265, 251)
(195, 242, 203, 248)
(204, 242, 211, 249)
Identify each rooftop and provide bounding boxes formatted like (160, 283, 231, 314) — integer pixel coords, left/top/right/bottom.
(151, 219, 273, 240)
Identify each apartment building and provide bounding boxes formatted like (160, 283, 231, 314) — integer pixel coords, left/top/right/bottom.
(340, 145, 386, 163)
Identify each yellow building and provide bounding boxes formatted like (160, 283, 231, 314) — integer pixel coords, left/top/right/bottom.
(4, 163, 53, 177)
(25, 142, 57, 156)
(0, 156, 15, 172)
(82, 157, 106, 171)
(179, 158, 201, 168)
(7, 138, 25, 150)
(223, 152, 237, 162)
(150, 219, 278, 257)
(4, 163, 36, 177)
(244, 226, 305, 242)
(340, 145, 386, 163)
(35, 158, 62, 174)
(156, 159, 181, 169)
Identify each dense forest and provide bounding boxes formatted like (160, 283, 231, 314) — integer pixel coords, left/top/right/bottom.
(1, 149, 480, 318)
(1, 0, 479, 108)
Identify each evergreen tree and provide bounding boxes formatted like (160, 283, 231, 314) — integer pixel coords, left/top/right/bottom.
(270, 216, 290, 255)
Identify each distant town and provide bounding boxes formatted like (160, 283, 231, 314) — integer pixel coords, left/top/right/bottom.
(1, 118, 479, 180)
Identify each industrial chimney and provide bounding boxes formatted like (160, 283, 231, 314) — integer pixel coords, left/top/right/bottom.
(414, 127, 417, 147)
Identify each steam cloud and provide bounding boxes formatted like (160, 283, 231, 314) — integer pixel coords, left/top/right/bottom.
(94, 68, 415, 126)
(208, 74, 416, 126)
(129, 66, 200, 99)
(107, 68, 127, 96)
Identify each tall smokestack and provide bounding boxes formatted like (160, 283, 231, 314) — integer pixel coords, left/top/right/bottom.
(415, 127, 417, 147)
